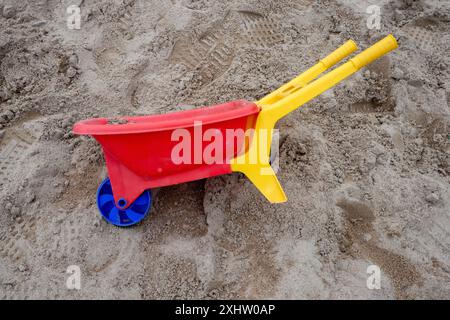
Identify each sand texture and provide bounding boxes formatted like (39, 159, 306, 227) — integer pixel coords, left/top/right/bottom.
(0, 0, 449, 299)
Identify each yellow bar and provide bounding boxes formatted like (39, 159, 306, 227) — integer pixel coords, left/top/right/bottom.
(231, 35, 398, 204)
(257, 40, 358, 108)
(262, 35, 398, 121)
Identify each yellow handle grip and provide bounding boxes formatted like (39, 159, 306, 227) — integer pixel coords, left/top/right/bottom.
(350, 34, 398, 69)
(261, 34, 398, 123)
(321, 40, 357, 68)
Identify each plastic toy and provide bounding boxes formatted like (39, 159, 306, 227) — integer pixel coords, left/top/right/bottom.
(73, 35, 398, 226)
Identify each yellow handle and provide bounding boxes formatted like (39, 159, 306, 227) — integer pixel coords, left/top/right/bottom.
(262, 35, 398, 120)
(257, 40, 358, 107)
(231, 35, 398, 204)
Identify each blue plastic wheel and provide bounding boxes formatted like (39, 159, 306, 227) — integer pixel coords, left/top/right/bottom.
(96, 178, 152, 227)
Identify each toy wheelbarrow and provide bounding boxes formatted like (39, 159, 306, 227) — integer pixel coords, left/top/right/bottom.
(73, 35, 398, 226)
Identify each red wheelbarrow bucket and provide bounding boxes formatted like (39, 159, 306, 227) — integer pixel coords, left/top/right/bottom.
(73, 35, 398, 226)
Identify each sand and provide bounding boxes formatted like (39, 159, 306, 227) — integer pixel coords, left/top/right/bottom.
(0, 0, 449, 299)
